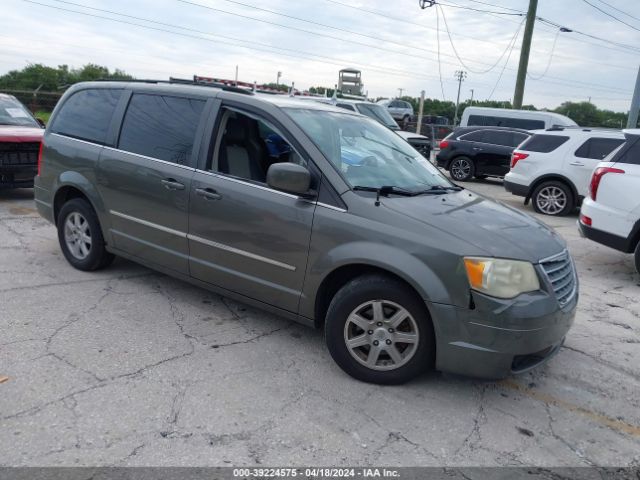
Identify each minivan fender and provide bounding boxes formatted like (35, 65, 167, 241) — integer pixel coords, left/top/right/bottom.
(301, 241, 453, 321)
(53, 171, 111, 238)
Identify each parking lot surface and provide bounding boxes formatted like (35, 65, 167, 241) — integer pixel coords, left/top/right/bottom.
(1, 179, 639, 467)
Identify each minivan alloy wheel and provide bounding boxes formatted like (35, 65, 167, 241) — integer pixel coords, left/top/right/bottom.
(64, 212, 92, 260)
(535, 186, 567, 215)
(344, 300, 419, 371)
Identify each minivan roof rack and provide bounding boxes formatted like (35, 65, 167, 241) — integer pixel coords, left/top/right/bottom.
(93, 77, 254, 95)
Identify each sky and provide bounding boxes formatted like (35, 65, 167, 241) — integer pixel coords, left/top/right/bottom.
(2, 0, 639, 112)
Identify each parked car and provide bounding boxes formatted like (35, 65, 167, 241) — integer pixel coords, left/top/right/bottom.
(330, 99, 431, 158)
(377, 99, 414, 124)
(579, 129, 640, 274)
(35, 81, 577, 384)
(436, 126, 530, 181)
(0, 93, 44, 188)
(461, 106, 577, 130)
(504, 127, 625, 216)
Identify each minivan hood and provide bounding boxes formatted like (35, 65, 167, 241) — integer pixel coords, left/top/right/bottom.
(395, 130, 429, 141)
(383, 190, 566, 263)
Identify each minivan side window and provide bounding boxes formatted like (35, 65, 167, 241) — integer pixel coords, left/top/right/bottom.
(519, 134, 569, 153)
(574, 137, 625, 160)
(51, 89, 122, 144)
(212, 109, 306, 184)
(118, 94, 205, 165)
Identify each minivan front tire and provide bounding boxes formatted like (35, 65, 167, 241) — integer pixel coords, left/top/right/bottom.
(324, 275, 434, 384)
(57, 198, 114, 271)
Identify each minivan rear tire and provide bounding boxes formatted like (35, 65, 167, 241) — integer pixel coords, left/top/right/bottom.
(57, 198, 114, 271)
(324, 274, 434, 384)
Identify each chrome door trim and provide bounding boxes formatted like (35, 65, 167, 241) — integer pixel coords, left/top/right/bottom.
(317, 202, 347, 213)
(109, 210, 187, 238)
(187, 233, 297, 271)
(194, 168, 315, 203)
(102, 145, 196, 171)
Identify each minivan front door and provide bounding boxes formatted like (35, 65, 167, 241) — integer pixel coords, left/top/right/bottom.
(187, 108, 316, 312)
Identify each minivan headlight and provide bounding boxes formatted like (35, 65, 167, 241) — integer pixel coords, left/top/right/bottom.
(463, 257, 540, 299)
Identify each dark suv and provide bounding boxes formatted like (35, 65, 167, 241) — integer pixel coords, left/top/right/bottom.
(437, 126, 530, 181)
(0, 93, 44, 188)
(34, 81, 577, 384)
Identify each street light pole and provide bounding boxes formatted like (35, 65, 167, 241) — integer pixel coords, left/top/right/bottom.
(470, 88, 474, 105)
(454, 70, 467, 125)
(276, 71, 282, 86)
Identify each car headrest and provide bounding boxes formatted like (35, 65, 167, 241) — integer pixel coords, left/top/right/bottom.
(225, 117, 246, 145)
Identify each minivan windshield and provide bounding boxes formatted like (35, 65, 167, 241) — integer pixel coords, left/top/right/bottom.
(0, 97, 39, 127)
(286, 109, 453, 192)
(355, 103, 399, 130)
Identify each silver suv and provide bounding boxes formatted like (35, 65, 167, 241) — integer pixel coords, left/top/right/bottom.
(377, 99, 414, 124)
(34, 80, 577, 384)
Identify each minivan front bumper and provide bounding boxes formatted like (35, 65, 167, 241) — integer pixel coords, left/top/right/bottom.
(428, 289, 577, 379)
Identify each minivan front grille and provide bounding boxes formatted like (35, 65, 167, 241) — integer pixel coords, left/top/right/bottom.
(540, 250, 577, 306)
(0, 142, 40, 166)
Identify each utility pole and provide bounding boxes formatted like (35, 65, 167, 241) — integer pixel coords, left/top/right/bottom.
(454, 70, 467, 125)
(627, 65, 640, 128)
(470, 89, 474, 105)
(416, 90, 425, 135)
(513, 0, 538, 109)
(234, 65, 238, 86)
(398, 88, 404, 98)
(276, 71, 282, 86)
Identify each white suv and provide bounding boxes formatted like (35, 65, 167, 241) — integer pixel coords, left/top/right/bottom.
(579, 130, 640, 274)
(504, 128, 625, 216)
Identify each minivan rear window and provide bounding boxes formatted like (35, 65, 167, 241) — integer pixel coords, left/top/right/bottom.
(467, 115, 545, 130)
(51, 89, 122, 144)
(519, 134, 569, 153)
(118, 94, 206, 165)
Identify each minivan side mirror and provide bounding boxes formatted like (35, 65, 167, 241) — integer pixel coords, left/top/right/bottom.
(267, 162, 313, 197)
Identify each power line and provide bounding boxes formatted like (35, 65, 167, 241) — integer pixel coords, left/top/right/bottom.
(17, 0, 468, 85)
(437, 4, 524, 74)
(579, 0, 640, 33)
(527, 28, 561, 80)
(488, 17, 525, 99)
(435, 1, 524, 16)
(452, 0, 524, 14)
(592, 0, 640, 22)
(16, 0, 634, 97)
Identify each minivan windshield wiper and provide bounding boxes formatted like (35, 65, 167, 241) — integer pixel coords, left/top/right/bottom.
(353, 185, 416, 196)
(422, 185, 464, 193)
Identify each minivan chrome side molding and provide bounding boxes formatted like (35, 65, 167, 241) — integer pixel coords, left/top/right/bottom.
(109, 210, 187, 238)
(109, 209, 296, 271)
(187, 233, 297, 271)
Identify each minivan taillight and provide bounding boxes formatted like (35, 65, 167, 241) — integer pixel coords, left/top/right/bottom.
(510, 151, 528, 169)
(439, 140, 449, 149)
(589, 166, 624, 201)
(37, 141, 43, 176)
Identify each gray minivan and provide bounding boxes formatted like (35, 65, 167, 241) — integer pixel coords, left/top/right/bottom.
(34, 81, 578, 384)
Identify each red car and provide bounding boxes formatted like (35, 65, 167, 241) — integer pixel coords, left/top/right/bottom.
(0, 93, 44, 188)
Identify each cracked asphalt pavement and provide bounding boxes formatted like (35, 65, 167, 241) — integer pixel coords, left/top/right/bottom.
(1, 180, 639, 467)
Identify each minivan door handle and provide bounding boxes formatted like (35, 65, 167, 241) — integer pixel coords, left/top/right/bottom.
(569, 161, 585, 166)
(161, 178, 185, 190)
(195, 187, 222, 201)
